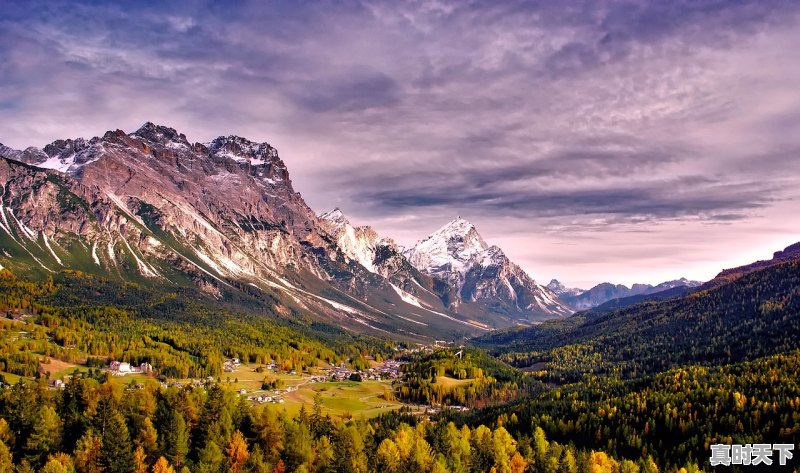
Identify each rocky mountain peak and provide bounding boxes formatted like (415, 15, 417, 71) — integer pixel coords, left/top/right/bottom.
(130, 122, 189, 145)
(547, 279, 566, 292)
(405, 217, 572, 319)
(206, 135, 281, 167)
(320, 207, 350, 227)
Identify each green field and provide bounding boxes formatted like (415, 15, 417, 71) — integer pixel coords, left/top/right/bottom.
(0, 370, 22, 385)
(3, 353, 409, 419)
(218, 364, 406, 419)
(282, 379, 404, 419)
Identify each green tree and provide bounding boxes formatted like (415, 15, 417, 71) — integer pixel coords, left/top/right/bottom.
(100, 411, 134, 473)
(284, 422, 313, 472)
(136, 417, 158, 457)
(161, 410, 189, 470)
(196, 441, 224, 473)
(252, 405, 284, 461)
(313, 435, 335, 473)
(335, 425, 368, 473)
(25, 405, 62, 467)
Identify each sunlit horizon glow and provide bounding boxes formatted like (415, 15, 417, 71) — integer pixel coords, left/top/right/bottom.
(2, 1, 799, 288)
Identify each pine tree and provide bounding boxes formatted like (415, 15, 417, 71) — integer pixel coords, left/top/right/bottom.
(161, 410, 189, 470)
(100, 411, 134, 473)
(197, 441, 224, 473)
(137, 417, 158, 457)
(25, 405, 62, 467)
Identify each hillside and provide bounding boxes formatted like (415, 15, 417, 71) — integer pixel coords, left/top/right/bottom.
(472, 251, 800, 381)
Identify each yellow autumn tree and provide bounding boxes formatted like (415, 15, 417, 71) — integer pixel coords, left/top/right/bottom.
(134, 445, 148, 473)
(589, 451, 619, 473)
(151, 456, 175, 473)
(510, 451, 528, 473)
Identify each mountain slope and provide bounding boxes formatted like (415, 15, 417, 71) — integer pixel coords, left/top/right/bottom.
(0, 124, 495, 340)
(405, 217, 571, 322)
(472, 243, 800, 380)
(702, 241, 800, 289)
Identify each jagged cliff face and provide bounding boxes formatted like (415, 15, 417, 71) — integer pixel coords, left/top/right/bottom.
(405, 218, 572, 320)
(1, 123, 324, 281)
(0, 123, 574, 338)
(0, 123, 515, 340)
(318, 208, 461, 314)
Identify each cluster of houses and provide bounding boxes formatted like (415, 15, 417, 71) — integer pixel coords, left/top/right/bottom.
(223, 358, 241, 373)
(248, 394, 286, 404)
(322, 360, 404, 382)
(247, 385, 297, 404)
(108, 361, 154, 377)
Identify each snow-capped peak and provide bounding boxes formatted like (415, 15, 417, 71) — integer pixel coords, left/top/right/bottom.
(405, 217, 489, 281)
(405, 217, 573, 318)
(2, 136, 104, 174)
(436, 216, 478, 237)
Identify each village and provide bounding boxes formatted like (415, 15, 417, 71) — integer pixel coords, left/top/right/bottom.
(33, 344, 473, 420)
(99, 356, 406, 412)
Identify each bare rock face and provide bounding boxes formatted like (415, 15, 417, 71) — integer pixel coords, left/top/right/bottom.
(2, 123, 526, 339)
(319, 208, 458, 308)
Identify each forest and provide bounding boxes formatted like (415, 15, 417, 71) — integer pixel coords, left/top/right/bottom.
(0, 372, 669, 473)
(0, 269, 394, 381)
(472, 258, 800, 382)
(0, 256, 798, 472)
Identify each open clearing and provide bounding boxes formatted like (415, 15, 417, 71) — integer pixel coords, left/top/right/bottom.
(281, 379, 403, 419)
(40, 358, 84, 378)
(433, 375, 473, 387)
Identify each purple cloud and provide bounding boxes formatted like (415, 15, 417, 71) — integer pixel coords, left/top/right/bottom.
(2, 0, 800, 287)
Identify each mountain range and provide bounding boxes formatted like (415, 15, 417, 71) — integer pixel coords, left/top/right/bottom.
(0, 123, 570, 341)
(547, 277, 702, 310)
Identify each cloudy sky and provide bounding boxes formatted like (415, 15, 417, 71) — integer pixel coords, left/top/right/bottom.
(2, 0, 799, 288)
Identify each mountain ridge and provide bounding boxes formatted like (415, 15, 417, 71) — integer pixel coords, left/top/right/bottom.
(0, 123, 568, 340)
(548, 277, 702, 310)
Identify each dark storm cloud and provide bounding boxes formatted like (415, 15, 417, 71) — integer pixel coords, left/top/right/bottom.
(348, 167, 776, 222)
